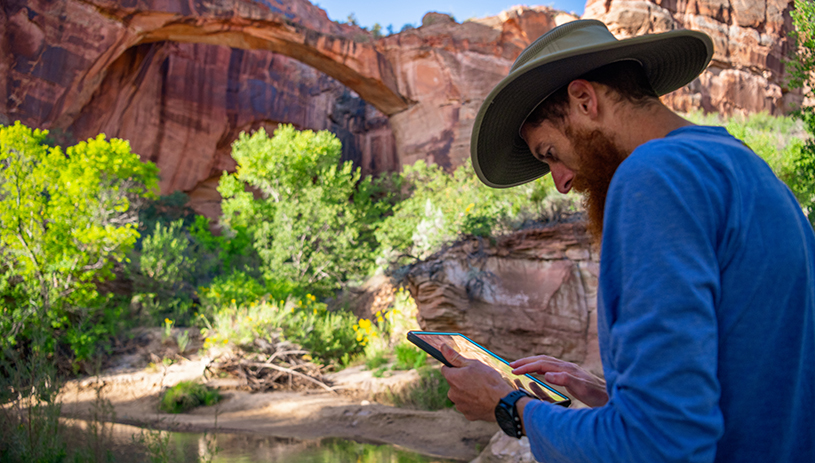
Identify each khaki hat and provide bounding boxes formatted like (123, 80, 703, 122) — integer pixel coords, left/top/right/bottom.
(471, 19, 713, 188)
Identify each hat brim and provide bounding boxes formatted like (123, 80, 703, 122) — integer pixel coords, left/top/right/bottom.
(471, 30, 714, 188)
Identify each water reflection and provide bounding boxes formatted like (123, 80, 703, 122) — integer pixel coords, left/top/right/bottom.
(62, 419, 458, 463)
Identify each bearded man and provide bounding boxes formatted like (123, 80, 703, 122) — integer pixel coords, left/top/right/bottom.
(440, 19, 815, 462)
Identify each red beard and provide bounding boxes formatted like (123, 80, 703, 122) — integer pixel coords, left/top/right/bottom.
(567, 127, 630, 244)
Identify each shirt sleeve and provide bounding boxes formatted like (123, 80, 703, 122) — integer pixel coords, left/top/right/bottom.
(524, 143, 726, 463)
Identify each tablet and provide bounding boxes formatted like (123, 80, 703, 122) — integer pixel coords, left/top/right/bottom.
(407, 331, 571, 407)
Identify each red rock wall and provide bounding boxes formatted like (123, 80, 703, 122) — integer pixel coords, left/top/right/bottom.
(65, 41, 396, 216)
(406, 223, 603, 376)
(381, 9, 577, 170)
(583, 0, 800, 115)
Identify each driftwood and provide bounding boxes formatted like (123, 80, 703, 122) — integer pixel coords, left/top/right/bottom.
(206, 338, 334, 393)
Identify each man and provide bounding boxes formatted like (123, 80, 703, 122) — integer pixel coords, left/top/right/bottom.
(441, 19, 815, 462)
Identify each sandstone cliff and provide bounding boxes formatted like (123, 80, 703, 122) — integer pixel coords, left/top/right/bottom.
(583, 0, 800, 115)
(406, 222, 603, 377)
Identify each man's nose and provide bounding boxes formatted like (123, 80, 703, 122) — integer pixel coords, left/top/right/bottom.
(550, 164, 574, 194)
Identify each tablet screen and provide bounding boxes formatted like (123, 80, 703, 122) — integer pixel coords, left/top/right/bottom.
(409, 331, 570, 406)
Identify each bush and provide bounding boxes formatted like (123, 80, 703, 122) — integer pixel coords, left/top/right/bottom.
(375, 160, 579, 265)
(159, 381, 221, 414)
(199, 270, 267, 311)
(201, 296, 364, 368)
(286, 307, 363, 368)
(0, 122, 158, 360)
(393, 341, 427, 370)
(387, 366, 453, 411)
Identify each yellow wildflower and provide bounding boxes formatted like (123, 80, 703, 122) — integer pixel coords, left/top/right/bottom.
(222, 339, 228, 344)
(231, 299, 236, 304)
(465, 203, 475, 213)
(356, 332, 364, 342)
(377, 316, 384, 323)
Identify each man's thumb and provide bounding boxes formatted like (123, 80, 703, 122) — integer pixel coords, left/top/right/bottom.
(440, 344, 466, 367)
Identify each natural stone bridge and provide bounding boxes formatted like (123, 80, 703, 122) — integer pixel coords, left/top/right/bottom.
(42, 0, 412, 129)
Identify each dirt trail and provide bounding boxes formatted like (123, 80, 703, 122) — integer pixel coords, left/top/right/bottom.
(59, 359, 497, 461)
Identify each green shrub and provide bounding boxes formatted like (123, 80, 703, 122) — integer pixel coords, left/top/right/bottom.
(133, 220, 197, 322)
(375, 160, 579, 265)
(393, 341, 426, 370)
(201, 295, 364, 368)
(199, 270, 267, 311)
(0, 122, 158, 360)
(285, 307, 363, 368)
(388, 366, 453, 411)
(159, 381, 221, 414)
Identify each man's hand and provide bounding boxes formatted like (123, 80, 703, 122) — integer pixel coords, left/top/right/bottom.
(440, 344, 515, 421)
(510, 355, 608, 407)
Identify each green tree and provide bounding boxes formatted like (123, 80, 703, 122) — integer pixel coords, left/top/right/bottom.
(0, 122, 158, 353)
(371, 23, 383, 39)
(218, 125, 385, 295)
(789, 0, 815, 224)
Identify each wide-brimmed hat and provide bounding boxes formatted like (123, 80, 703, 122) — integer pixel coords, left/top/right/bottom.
(471, 19, 713, 188)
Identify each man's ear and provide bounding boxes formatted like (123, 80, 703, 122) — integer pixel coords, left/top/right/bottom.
(566, 79, 600, 122)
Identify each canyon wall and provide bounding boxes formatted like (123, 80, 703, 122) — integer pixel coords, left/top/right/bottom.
(0, 0, 801, 216)
(583, 0, 800, 116)
(406, 222, 603, 377)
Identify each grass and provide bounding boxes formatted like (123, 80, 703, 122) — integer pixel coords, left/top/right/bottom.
(159, 381, 221, 414)
(393, 341, 426, 370)
(387, 367, 453, 411)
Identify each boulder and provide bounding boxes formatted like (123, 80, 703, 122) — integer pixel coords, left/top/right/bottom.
(406, 222, 602, 377)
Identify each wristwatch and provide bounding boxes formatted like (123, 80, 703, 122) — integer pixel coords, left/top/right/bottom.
(495, 390, 531, 438)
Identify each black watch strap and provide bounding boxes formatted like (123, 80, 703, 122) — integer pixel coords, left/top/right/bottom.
(495, 390, 531, 438)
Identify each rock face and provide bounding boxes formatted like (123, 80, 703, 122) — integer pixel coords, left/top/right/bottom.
(67, 41, 396, 215)
(584, 0, 800, 115)
(1, 0, 802, 215)
(379, 8, 577, 169)
(406, 223, 603, 376)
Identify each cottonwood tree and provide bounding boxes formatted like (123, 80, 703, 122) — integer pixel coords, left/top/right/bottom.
(218, 125, 385, 295)
(0, 122, 158, 352)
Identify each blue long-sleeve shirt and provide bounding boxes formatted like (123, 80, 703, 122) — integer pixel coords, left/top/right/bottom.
(524, 126, 815, 462)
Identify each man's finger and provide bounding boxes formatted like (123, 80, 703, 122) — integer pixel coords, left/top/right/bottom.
(511, 359, 561, 375)
(509, 355, 557, 369)
(440, 343, 467, 367)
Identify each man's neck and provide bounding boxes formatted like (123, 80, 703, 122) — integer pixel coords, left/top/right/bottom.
(608, 102, 693, 155)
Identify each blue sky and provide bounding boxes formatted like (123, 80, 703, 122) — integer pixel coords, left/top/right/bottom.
(313, 1, 586, 31)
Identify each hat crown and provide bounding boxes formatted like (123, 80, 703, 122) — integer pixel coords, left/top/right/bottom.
(511, 19, 618, 72)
